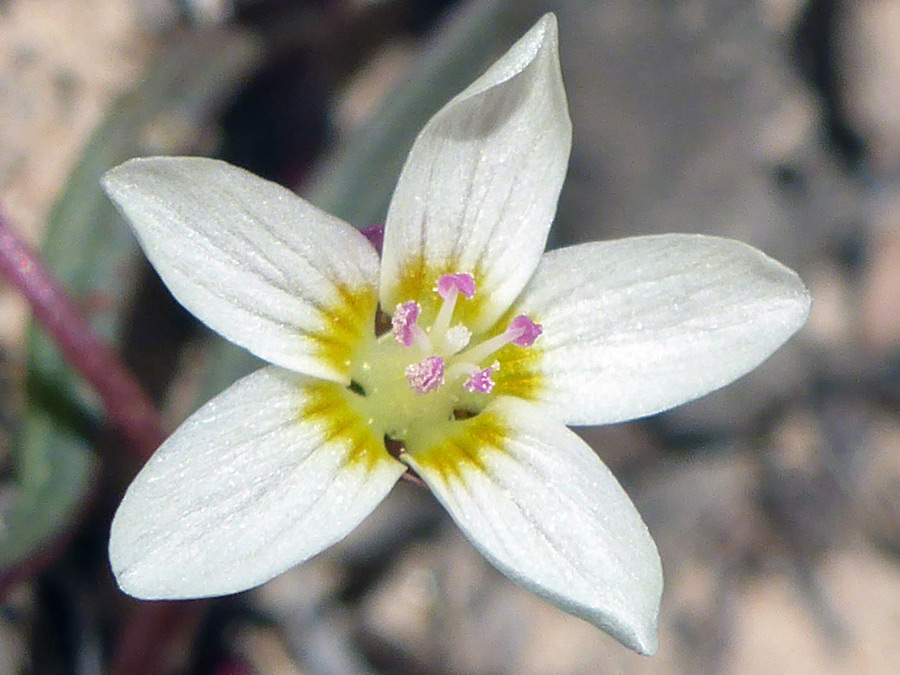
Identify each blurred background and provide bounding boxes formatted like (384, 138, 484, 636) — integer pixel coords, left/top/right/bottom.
(0, 0, 898, 672)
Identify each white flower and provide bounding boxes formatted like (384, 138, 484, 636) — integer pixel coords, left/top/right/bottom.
(102, 14, 809, 656)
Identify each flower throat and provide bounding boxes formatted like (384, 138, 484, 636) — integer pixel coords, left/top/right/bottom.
(347, 273, 542, 442)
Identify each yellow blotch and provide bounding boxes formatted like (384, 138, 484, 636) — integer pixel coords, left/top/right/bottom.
(394, 258, 488, 326)
(306, 284, 377, 378)
(410, 411, 509, 484)
(491, 305, 544, 401)
(493, 341, 543, 400)
(300, 380, 388, 472)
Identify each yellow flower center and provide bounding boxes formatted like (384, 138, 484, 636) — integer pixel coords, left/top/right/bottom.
(344, 273, 542, 447)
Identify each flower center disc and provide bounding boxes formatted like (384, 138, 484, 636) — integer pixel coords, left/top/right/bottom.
(346, 274, 541, 445)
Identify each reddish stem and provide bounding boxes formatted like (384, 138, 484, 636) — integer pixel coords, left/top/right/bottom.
(0, 216, 409, 675)
(0, 211, 165, 460)
(0, 209, 188, 675)
(108, 601, 204, 675)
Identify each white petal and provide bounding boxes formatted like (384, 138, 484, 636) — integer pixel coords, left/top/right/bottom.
(380, 14, 571, 330)
(515, 234, 811, 425)
(103, 157, 379, 383)
(404, 397, 662, 655)
(109, 367, 405, 599)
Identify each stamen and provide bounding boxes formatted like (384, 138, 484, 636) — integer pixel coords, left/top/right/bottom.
(508, 315, 543, 346)
(464, 361, 499, 394)
(391, 301, 420, 347)
(392, 301, 432, 352)
(432, 273, 476, 351)
(436, 273, 476, 299)
(456, 314, 543, 365)
(405, 356, 445, 394)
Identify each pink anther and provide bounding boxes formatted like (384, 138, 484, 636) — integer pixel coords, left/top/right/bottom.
(391, 301, 421, 347)
(464, 362, 499, 394)
(405, 356, 445, 394)
(507, 315, 543, 347)
(436, 273, 476, 300)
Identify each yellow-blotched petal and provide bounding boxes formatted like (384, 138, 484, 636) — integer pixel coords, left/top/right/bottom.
(513, 235, 812, 425)
(103, 157, 380, 383)
(404, 397, 662, 655)
(380, 14, 572, 333)
(110, 367, 404, 600)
